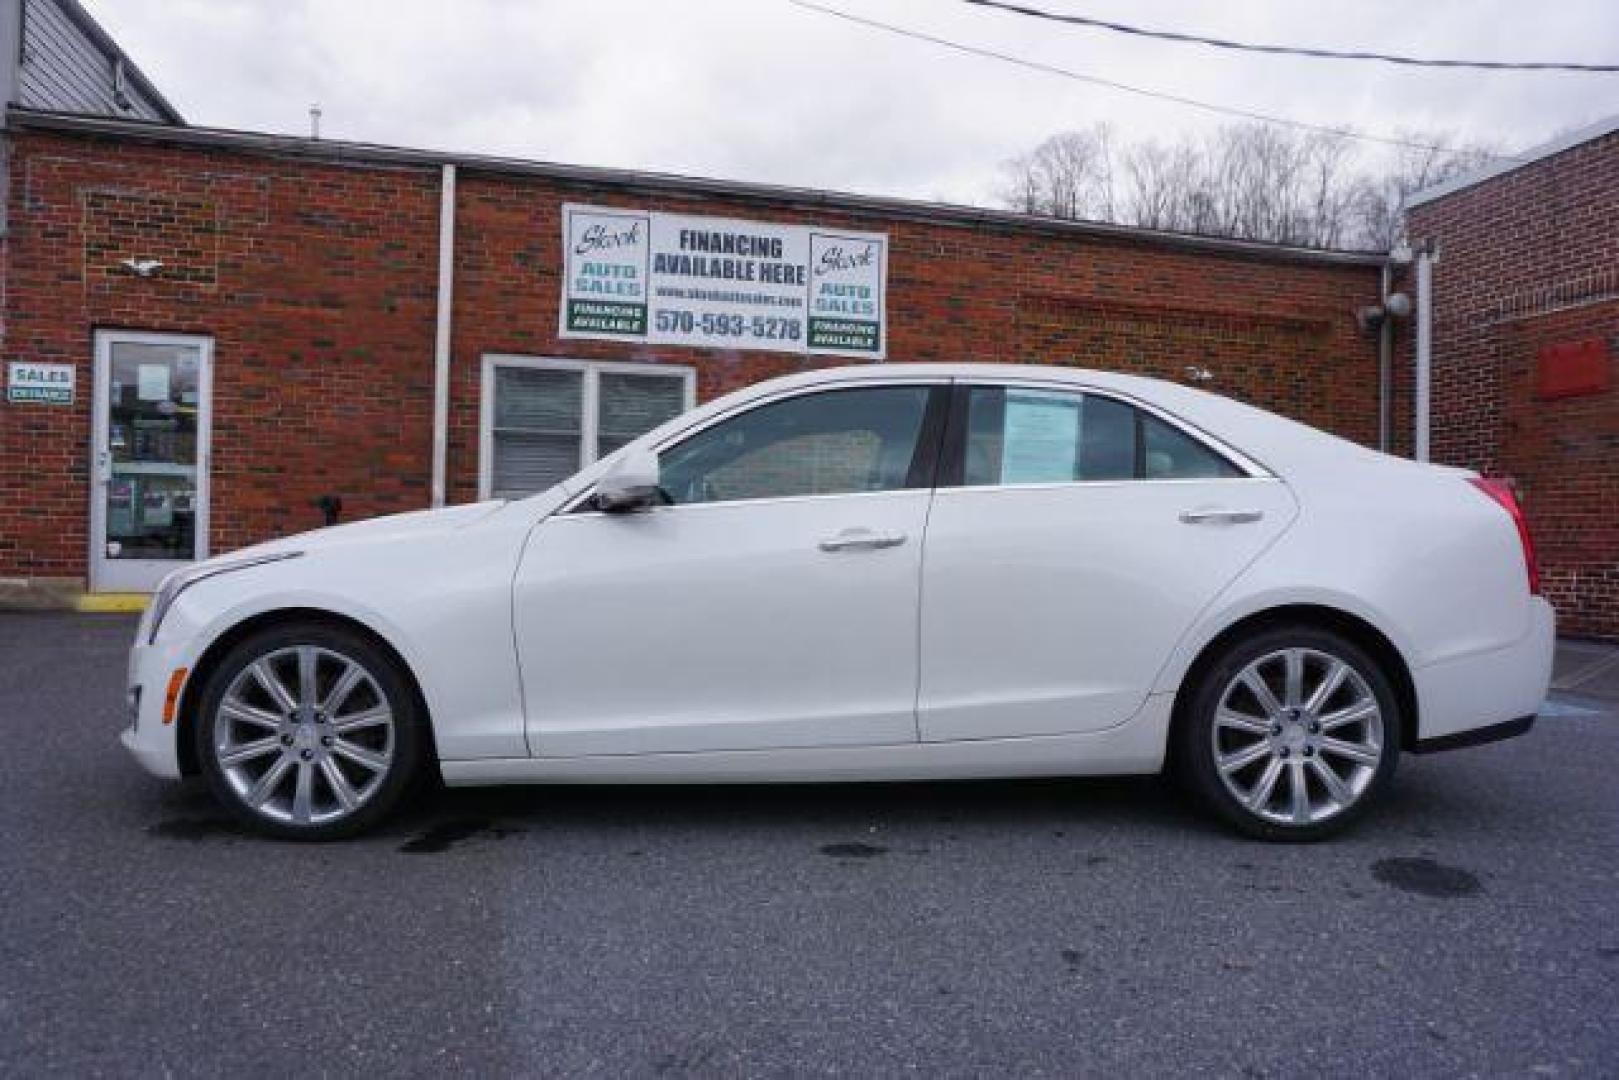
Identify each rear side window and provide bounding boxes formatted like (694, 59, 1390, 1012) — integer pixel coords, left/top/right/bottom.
(1141, 412, 1244, 479)
(959, 386, 1243, 486)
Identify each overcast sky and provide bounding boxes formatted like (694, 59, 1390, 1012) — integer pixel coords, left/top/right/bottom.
(83, 0, 1619, 205)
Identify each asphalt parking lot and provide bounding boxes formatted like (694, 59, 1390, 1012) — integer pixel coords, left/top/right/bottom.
(2, 612, 1616, 1077)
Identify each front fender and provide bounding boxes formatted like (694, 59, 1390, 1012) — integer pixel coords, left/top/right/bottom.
(156, 519, 535, 761)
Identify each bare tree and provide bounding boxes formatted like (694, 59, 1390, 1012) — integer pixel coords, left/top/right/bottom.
(1120, 139, 1179, 230)
(1300, 131, 1358, 249)
(1348, 135, 1498, 250)
(997, 122, 1499, 251)
(1193, 124, 1359, 247)
(996, 123, 1116, 221)
(1120, 137, 1215, 235)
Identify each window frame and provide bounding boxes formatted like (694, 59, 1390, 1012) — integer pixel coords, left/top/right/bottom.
(479, 355, 696, 500)
(937, 379, 1269, 489)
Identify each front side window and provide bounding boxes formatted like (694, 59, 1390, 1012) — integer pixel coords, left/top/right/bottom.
(658, 385, 933, 506)
(960, 385, 1243, 486)
(485, 359, 692, 498)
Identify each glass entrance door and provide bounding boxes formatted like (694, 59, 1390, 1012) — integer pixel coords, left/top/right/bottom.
(91, 332, 212, 592)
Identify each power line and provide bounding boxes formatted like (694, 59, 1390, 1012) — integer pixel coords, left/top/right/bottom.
(787, 1, 1523, 161)
(963, 0, 1619, 74)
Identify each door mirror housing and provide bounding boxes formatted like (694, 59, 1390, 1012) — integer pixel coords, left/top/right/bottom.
(592, 448, 665, 512)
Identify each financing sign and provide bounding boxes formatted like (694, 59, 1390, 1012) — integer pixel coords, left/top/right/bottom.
(559, 203, 888, 359)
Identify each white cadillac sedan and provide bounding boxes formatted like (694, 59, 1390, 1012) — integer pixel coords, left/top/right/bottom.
(123, 364, 1554, 841)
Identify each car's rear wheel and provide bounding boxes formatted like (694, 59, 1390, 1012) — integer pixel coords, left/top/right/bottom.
(1177, 625, 1400, 841)
(195, 621, 424, 840)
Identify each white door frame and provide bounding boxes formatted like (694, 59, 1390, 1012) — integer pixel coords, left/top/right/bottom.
(89, 330, 214, 592)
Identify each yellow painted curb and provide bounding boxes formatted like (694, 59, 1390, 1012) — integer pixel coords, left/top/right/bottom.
(76, 593, 151, 613)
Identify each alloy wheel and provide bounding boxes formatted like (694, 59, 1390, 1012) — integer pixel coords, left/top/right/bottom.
(212, 645, 396, 827)
(1211, 647, 1385, 827)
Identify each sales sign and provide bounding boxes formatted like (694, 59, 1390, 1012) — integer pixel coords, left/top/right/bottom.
(7, 362, 74, 405)
(560, 204, 888, 359)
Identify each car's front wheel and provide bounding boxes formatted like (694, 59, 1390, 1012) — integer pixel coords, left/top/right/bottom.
(195, 621, 425, 840)
(1177, 625, 1400, 841)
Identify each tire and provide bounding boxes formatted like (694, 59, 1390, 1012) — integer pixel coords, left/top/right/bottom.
(1175, 624, 1401, 842)
(195, 620, 426, 841)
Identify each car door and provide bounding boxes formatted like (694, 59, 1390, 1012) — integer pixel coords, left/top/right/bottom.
(917, 381, 1297, 742)
(513, 380, 948, 757)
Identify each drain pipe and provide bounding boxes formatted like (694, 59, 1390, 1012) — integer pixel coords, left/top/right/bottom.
(1414, 242, 1434, 463)
(1375, 242, 1414, 454)
(430, 164, 456, 508)
(1378, 263, 1392, 452)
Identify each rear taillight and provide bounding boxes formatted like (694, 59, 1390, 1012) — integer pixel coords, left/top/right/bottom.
(1468, 477, 1540, 596)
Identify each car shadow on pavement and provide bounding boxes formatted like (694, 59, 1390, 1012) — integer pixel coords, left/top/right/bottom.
(136, 757, 1514, 851)
(140, 771, 1223, 846)
(406, 773, 1193, 829)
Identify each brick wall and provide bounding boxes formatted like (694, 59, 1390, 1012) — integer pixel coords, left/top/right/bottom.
(447, 175, 1381, 502)
(1, 126, 1382, 586)
(0, 131, 440, 583)
(1403, 129, 1619, 639)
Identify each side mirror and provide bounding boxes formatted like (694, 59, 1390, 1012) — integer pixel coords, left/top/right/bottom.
(592, 448, 665, 513)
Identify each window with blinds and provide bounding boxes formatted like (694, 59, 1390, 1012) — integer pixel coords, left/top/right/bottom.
(598, 372, 690, 461)
(490, 366, 584, 499)
(484, 359, 693, 499)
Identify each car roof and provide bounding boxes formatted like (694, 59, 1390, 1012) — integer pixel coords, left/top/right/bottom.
(759, 362, 1166, 394)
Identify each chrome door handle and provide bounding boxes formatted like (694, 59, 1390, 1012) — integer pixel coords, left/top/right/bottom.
(1179, 508, 1264, 525)
(819, 529, 907, 552)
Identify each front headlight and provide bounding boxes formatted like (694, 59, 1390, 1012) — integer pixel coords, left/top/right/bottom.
(146, 551, 304, 644)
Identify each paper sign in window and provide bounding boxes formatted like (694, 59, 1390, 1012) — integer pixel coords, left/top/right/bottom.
(1001, 393, 1081, 484)
(137, 363, 171, 402)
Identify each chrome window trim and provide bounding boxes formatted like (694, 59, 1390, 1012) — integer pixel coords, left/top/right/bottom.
(555, 484, 935, 521)
(929, 475, 1285, 498)
(558, 372, 1274, 515)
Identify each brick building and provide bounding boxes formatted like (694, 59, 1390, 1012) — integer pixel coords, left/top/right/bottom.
(0, 0, 1610, 647)
(0, 75, 1388, 606)
(1401, 117, 1619, 640)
